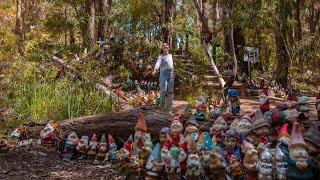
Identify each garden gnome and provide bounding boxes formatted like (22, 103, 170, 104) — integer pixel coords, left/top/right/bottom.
(242, 140, 259, 180)
(202, 150, 227, 180)
(275, 142, 288, 180)
(251, 110, 271, 151)
(159, 127, 170, 147)
(223, 129, 240, 164)
(40, 120, 59, 147)
(76, 135, 89, 160)
(134, 113, 152, 162)
(303, 122, 320, 179)
(145, 143, 165, 180)
(237, 113, 253, 136)
(108, 134, 117, 163)
(227, 89, 241, 116)
(179, 141, 188, 176)
(170, 120, 183, 141)
(210, 116, 227, 146)
(127, 150, 142, 180)
(96, 134, 107, 161)
(195, 97, 208, 120)
(229, 149, 243, 180)
(278, 123, 290, 145)
(63, 132, 79, 160)
(287, 122, 314, 179)
(186, 153, 203, 180)
(316, 91, 320, 120)
(166, 141, 182, 180)
(257, 144, 273, 180)
(184, 118, 199, 150)
(87, 133, 98, 160)
(117, 135, 133, 169)
(259, 91, 270, 114)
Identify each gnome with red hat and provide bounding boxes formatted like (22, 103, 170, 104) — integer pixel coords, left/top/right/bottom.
(170, 120, 183, 143)
(117, 135, 133, 169)
(179, 141, 188, 177)
(251, 110, 271, 151)
(237, 113, 254, 136)
(242, 140, 259, 180)
(259, 91, 270, 114)
(96, 134, 108, 161)
(287, 122, 314, 180)
(87, 133, 98, 160)
(278, 123, 290, 145)
(210, 116, 228, 146)
(316, 90, 320, 120)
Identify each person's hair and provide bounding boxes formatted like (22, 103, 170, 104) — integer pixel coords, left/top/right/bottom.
(160, 42, 169, 55)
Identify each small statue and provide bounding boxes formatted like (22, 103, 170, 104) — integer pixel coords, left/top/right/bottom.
(108, 134, 117, 163)
(161, 141, 181, 180)
(259, 91, 270, 114)
(134, 113, 152, 163)
(226, 89, 241, 116)
(96, 134, 107, 161)
(316, 91, 320, 120)
(275, 142, 288, 180)
(251, 110, 271, 151)
(40, 120, 59, 147)
(229, 149, 243, 180)
(186, 153, 203, 179)
(287, 122, 314, 179)
(184, 118, 199, 150)
(242, 140, 259, 180)
(170, 120, 183, 143)
(11, 128, 24, 141)
(257, 144, 273, 180)
(195, 96, 208, 120)
(179, 141, 188, 176)
(87, 133, 98, 160)
(127, 151, 142, 180)
(230, 118, 240, 132)
(201, 150, 226, 180)
(145, 143, 165, 180)
(117, 135, 133, 169)
(159, 127, 170, 147)
(278, 123, 290, 145)
(76, 135, 89, 160)
(237, 113, 253, 136)
(222, 129, 240, 164)
(210, 116, 227, 146)
(63, 132, 79, 160)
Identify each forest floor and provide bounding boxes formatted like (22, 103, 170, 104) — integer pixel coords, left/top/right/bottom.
(0, 96, 318, 179)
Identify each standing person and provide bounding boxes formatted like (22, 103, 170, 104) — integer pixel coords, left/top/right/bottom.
(152, 43, 174, 112)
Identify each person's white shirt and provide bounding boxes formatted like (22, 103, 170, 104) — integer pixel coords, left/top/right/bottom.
(154, 54, 173, 71)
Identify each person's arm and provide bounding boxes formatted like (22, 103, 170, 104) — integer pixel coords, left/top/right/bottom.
(153, 55, 161, 75)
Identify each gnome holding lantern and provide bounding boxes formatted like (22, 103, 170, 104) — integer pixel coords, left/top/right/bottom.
(145, 143, 165, 180)
(226, 89, 241, 116)
(87, 133, 98, 160)
(108, 134, 117, 163)
(251, 110, 271, 152)
(287, 122, 314, 180)
(210, 116, 228, 146)
(259, 91, 270, 114)
(63, 132, 79, 160)
(96, 134, 107, 161)
(76, 135, 89, 160)
(242, 140, 259, 180)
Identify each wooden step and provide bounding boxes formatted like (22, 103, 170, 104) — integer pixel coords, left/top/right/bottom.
(202, 81, 221, 88)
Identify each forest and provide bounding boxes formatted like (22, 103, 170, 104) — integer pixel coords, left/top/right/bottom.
(0, 0, 320, 179)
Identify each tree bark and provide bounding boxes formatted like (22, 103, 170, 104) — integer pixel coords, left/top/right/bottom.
(295, 0, 302, 41)
(15, 0, 24, 55)
(86, 0, 95, 50)
(97, 0, 109, 41)
(163, 0, 174, 45)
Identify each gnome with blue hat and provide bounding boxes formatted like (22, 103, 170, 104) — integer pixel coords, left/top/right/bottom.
(226, 89, 241, 116)
(145, 143, 165, 179)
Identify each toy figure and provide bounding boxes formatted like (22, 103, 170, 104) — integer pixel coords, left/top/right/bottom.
(179, 141, 188, 176)
(287, 122, 314, 179)
(87, 133, 98, 160)
(134, 113, 152, 163)
(159, 127, 170, 147)
(275, 142, 288, 180)
(257, 144, 273, 180)
(237, 113, 253, 136)
(202, 150, 226, 180)
(40, 120, 59, 147)
(96, 134, 107, 161)
(242, 140, 259, 180)
(230, 118, 240, 132)
(210, 104, 221, 119)
(251, 110, 271, 151)
(76, 135, 89, 160)
(229, 149, 243, 180)
(117, 135, 133, 169)
(108, 134, 117, 163)
(170, 120, 183, 140)
(226, 89, 241, 116)
(316, 91, 320, 120)
(186, 153, 203, 180)
(303, 122, 320, 179)
(210, 116, 227, 146)
(259, 91, 270, 114)
(184, 118, 199, 150)
(145, 143, 165, 179)
(127, 151, 142, 180)
(195, 96, 208, 120)
(63, 132, 79, 160)
(161, 140, 182, 180)
(278, 123, 290, 145)
(223, 129, 240, 164)
(11, 128, 24, 141)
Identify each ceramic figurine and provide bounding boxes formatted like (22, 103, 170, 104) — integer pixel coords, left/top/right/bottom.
(223, 129, 240, 164)
(87, 133, 98, 160)
(117, 135, 133, 169)
(184, 118, 199, 150)
(161, 140, 181, 180)
(226, 89, 241, 116)
(259, 91, 270, 114)
(237, 113, 253, 136)
(170, 120, 183, 142)
(201, 150, 226, 180)
(145, 143, 165, 180)
(127, 152, 142, 180)
(159, 127, 170, 147)
(251, 110, 271, 151)
(76, 135, 89, 160)
(230, 118, 240, 132)
(303, 122, 320, 179)
(287, 122, 314, 179)
(210, 102, 221, 119)
(257, 144, 273, 180)
(179, 141, 188, 176)
(195, 96, 208, 120)
(63, 132, 79, 160)
(96, 134, 107, 161)
(186, 153, 203, 180)
(210, 116, 227, 146)
(229, 149, 243, 180)
(108, 134, 117, 163)
(134, 113, 152, 160)
(316, 91, 320, 120)
(275, 142, 288, 180)
(278, 123, 290, 145)
(11, 128, 24, 141)
(242, 140, 259, 180)
(40, 120, 59, 147)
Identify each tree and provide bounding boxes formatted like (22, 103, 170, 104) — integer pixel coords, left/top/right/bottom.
(15, 0, 24, 55)
(86, 0, 95, 50)
(97, 0, 111, 41)
(163, 0, 175, 46)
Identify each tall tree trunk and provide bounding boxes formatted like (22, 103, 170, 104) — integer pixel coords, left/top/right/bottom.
(97, 0, 108, 41)
(86, 0, 95, 50)
(15, 0, 24, 55)
(295, 0, 302, 41)
(163, 0, 174, 46)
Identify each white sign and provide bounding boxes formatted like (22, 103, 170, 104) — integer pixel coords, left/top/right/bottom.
(244, 47, 259, 63)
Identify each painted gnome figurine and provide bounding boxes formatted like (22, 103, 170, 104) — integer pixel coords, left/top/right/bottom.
(76, 135, 89, 160)
(210, 116, 228, 146)
(226, 89, 241, 116)
(108, 134, 117, 163)
(96, 134, 107, 161)
(229, 149, 243, 180)
(242, 140, 259, 180)
(259, 91, 270, 114)
(303, 121, 320, 179)
(257, 144, 273, 180)
(237, 113, 253, 136)
(184, 118, 199, 150)
(40, 120, 59, 147)
(223, 129, 240, 164)
(161, 138, 182, 180)
(117, 135, 133, 169)
(87, 133, 98, 160)
(145, 143, 165, 180)
(251, 110, 271, 152)
(170, 120, 183, 142)
(159, 127, 170, 147)
(316, 90, 320, 120)
(275, 142, 288, 180)
(287, 122, 314, 180)
(186, 133, 203, 180)
(63, 132, 79, 160)
(134, 113, 152, 164)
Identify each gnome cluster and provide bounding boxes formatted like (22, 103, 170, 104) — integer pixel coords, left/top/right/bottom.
(37, 89, 320, 180)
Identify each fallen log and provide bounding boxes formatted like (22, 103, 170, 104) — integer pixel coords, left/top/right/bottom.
(24, 106, 173, 142)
